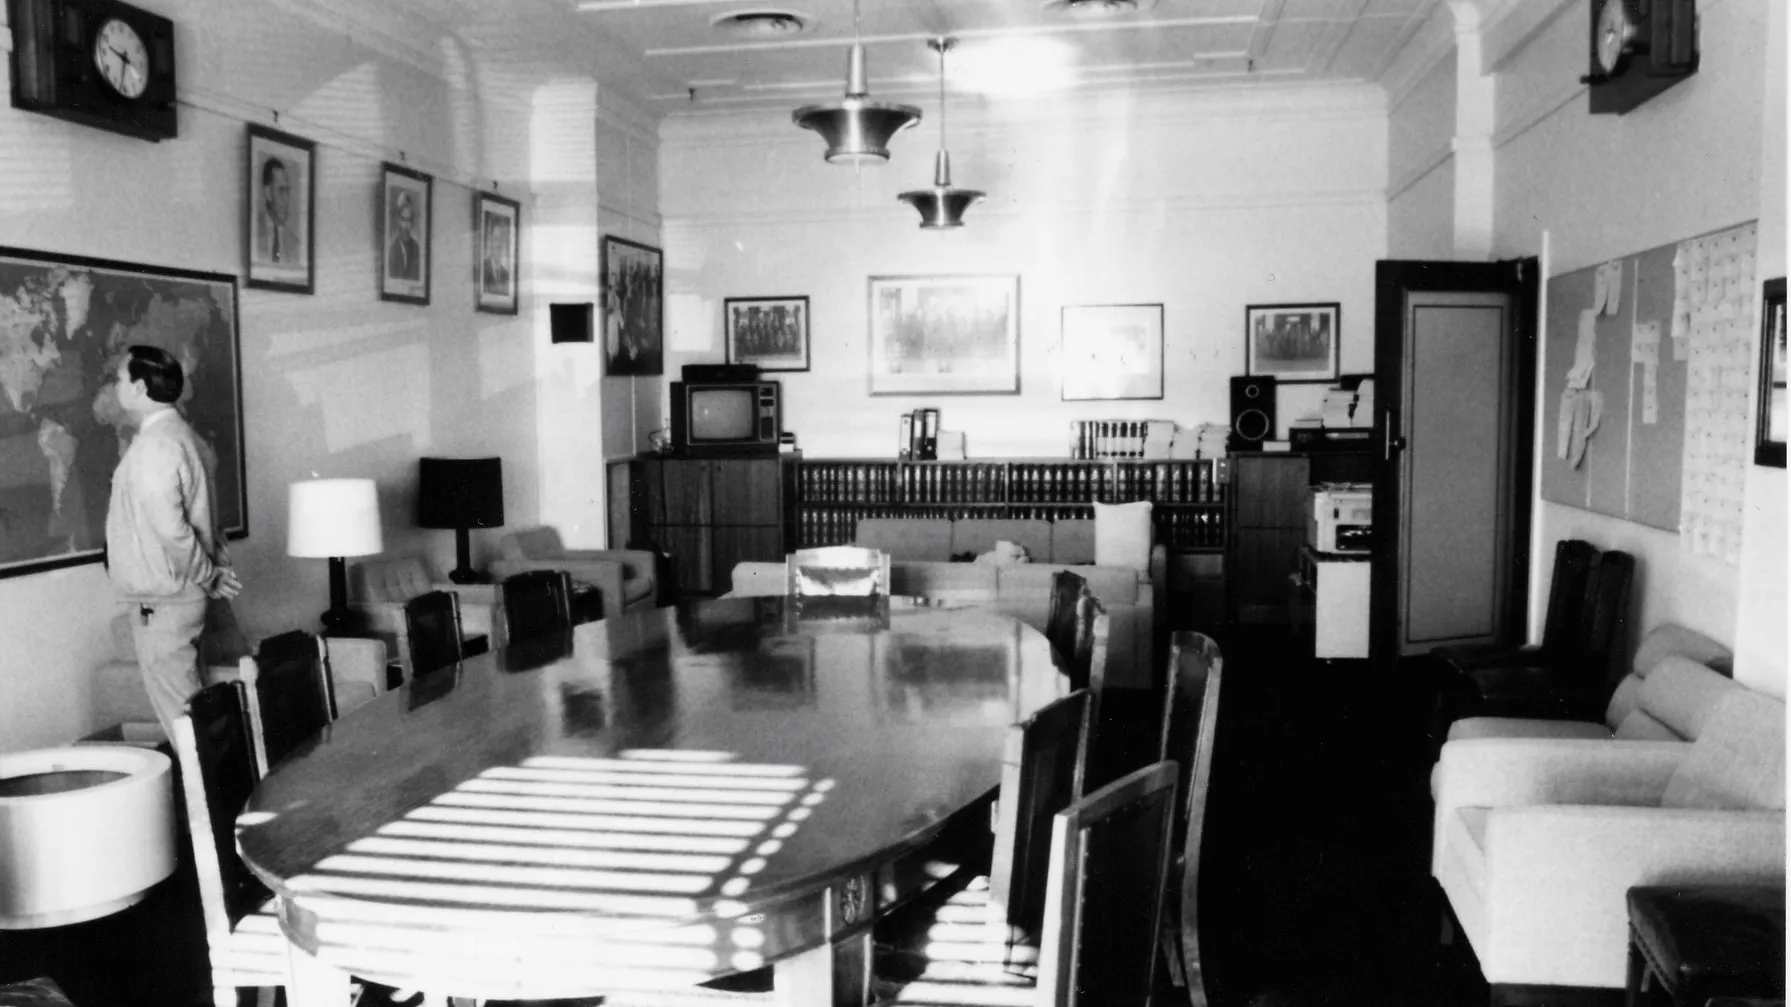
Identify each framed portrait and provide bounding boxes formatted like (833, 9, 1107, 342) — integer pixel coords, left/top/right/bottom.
(602, 234, 663, 376)
(1756, 277, 1786, 468)
(1245, 302, 1340, 382)
(379, 162, 432, 305)
(0, 245, 246, 579)
(1061, 303, 1164, 400)
(244, 124, 315, 294)
(475, 191, 520, 315)
(868, 275, 1020, 395)
(725, 296, 810, 372)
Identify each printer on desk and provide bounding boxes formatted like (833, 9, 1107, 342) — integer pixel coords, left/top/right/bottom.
(1308, 483, 1372, 554)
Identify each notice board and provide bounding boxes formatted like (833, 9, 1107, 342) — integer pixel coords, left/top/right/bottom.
(1540, 241, 1690, 530)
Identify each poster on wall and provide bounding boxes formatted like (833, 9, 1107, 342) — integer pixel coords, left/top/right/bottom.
(0, 246, 246, 579)
(868, 274, 1020, 395)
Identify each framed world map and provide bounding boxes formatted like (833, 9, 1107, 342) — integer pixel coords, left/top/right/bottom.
(0, 246, 245, 579)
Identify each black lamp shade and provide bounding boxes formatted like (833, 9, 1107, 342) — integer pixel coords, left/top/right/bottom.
(417, 457, 504, 529)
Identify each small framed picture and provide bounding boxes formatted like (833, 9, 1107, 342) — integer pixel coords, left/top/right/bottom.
(1756, 277, 1786, 468)
(602, 234, 664, 376)
(245, 124, 315, 294)
(868, 274, 1020, 395)
(1061, 303, 1164, 400)
(1245, 302, 1340, 382)
(725, 296, 810, 372)
(380, 163, 432, 305)
(475, 192, 520, 315)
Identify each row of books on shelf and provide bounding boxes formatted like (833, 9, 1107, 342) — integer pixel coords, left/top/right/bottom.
(1070, 420, 1177, 459)
(795, 506, 1227, 551)
(796, 460, 1226, 505)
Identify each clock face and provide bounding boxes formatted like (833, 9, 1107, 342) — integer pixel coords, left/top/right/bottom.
(92, 18, 149, 99)
(1596, 0, 1636, 75)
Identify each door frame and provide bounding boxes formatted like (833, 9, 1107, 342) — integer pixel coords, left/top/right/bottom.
(1370, 258, 1539, 664)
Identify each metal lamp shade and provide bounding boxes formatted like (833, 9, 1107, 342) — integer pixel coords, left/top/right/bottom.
(417, 457, 504, 530)
(287, 479, 383, 558)
(898, 150, 984, 229)
(792, 43, 920, 165)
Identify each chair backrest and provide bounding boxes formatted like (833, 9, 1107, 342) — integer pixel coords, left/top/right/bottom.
(1069, 591, 1111, 696)
(404, 589, 465, 679)
(787, 546, 891, 597)
(1539, 539, 1599, 660)
(1578, 550, 1635, 696)
(1045, 569, 1088, 669)
(170, 682, 274, 961)
(1158, 631, 1225, 1005)
(503, 526, 566, 560)
(1037, 760, 1180, 1007)
(989, 689, 1091, 942)
(502, 568, 574, 642)
(243, 630, 335, 773)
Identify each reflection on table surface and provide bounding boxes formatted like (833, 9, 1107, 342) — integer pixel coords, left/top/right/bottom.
(236, 595, 1064, 999)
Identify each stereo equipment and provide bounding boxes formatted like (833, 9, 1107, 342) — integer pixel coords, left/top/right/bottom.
(549, 303, 593, 343)
(1229, 376, 1276, 448)
(682, 363, 760, 383)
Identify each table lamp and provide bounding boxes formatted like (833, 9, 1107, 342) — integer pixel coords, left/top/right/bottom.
(287, 478, 383, 633)
(417, 457, 504, 584)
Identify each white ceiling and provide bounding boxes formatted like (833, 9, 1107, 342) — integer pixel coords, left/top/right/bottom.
(422, 0, 1453, 118)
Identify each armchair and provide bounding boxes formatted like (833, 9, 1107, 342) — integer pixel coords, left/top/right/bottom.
(488, 526, 658, 620)
(346, 553, 501, 683)
(1431, 688, 1785, 992)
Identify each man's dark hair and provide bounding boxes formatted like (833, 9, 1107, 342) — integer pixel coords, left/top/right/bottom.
(125, 345, 183, 404)
(262, 155, 287, 189)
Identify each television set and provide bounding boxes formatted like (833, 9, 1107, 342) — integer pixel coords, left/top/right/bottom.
(670, 380, 782, 456)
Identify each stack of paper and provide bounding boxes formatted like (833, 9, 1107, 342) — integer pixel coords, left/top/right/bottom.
(1351, 379, 1375, 427)
(1320, 387, 1355, 428)
(1195, 422, 1230, 459)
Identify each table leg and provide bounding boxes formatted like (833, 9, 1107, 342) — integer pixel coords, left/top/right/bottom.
(774, 932, 870, 1007)
(285, 936, 353, 1007)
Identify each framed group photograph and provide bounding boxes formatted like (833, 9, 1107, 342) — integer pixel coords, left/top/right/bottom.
(725, 296, 810, 372)
(1061, 303, 1164, 400)
(475, 191, 520, 315)
(379, 162, 432, 305)
(244, 124, 315, 294)
(868, 275, 1020, 395)
(1756, 277, 1786, 468)
(602, 234, 664, 376)
(1246, 302, 1340, 382)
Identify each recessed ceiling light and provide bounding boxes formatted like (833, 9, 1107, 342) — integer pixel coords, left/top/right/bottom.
(1040, 0, 1157, 16)
(710, 9, 813, 39)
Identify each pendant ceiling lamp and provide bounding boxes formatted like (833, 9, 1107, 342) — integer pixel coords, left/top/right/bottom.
(791, 0, 920, 165)
(898, 37, 984, 230)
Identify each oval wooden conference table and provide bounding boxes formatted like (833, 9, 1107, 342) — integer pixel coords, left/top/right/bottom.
(237, 595, 1067, 1007)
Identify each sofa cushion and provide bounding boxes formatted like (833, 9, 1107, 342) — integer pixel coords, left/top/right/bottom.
(1660, 690, 1787, 811)
(504, 526, 567, 559)
(1634, 624, 1734, 678)
(1633, 656, 1740, 740)
(952, 519, 1051, 564)
(1605, 674, 1645, 730)
(889, 563, 998, 601)
(857, 518, 953, 562)
(1094, 501, 1153, 571)
(997, 564, 1139, 606)
(1052, 520, 1096, 565)
(1611, 711, 1682, 742)
(351, 554, 438, 604)
(1448, 717, 1612, 742)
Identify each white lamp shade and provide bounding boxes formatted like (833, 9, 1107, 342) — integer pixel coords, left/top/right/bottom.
(287, 479, 383, 558)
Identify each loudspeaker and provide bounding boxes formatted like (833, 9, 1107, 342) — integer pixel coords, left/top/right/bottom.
(1230, 376, 1276, 447)
(550, 302, 593, 343)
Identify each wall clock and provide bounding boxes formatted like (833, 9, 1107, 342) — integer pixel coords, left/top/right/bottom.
(1581, 0, 1698, 115)
(7, 0, 178, 141)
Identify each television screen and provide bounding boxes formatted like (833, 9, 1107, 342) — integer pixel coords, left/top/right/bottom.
(690, 387, 757, 441)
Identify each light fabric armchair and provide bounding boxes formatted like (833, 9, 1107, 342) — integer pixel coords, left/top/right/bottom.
(488, 526, 658, 620)
(1431, 688, 1786, 991)
(346, 553, 502, 682)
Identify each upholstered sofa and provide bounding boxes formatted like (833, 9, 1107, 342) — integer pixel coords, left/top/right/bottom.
(1431, 686, 1786, 991)
(488, 526, 659, 620)
(345, 553, 504, 682)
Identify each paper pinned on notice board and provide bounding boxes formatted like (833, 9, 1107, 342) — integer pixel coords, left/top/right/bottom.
(1632, 320, 1661, 424)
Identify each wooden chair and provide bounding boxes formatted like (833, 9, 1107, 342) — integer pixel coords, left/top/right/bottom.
(169, 682, 289, 1007)
(404, 589, 466, 679)
(240, 630, 335, 775)
(786, 546, 890, 597)
(989, 690, 1092, 945)
(1043, 570, 1088, 672)
(1157, 631, 1225, 1006)
(1432, 538, 1598, 673)
(501, 568, 575, 643)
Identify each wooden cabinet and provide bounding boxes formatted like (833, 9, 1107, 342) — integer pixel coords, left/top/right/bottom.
(609, 455, 793, 598)
(1226, 453, 1309, 625)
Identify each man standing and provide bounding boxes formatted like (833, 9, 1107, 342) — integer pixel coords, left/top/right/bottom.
(105, 345, 241, 737)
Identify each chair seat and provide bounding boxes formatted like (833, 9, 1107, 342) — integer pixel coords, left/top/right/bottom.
(874, 884, 1040, 1006)
(623, 574, 656, 607)
(221, 899, 291, 988)
(1628, 885, 1787, 1002)
(0, 977, 78, 1007)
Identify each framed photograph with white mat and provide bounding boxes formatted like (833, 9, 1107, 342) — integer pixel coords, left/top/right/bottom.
(1245, 302, 1339, 382)
(869, 274, 1019, 395)
(1061, 303, 1163, 400)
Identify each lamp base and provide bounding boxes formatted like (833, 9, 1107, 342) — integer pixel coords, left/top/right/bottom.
(447, 567, 491, 585)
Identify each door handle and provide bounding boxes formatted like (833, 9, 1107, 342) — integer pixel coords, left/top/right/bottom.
(1384, 408, 1406, 459)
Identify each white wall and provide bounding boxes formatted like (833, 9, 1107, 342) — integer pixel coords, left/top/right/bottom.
(657, 86, 1389, 458)
(0, 0, 599, 750)
(1487, 0, 1781, 690)
(1387, 48, 1460, 260)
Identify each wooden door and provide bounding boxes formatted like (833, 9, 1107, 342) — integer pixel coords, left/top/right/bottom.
(1371, 260, 1537, 661)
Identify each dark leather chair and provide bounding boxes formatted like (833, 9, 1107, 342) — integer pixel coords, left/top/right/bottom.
(243, 630, 336, 772)
(1044, 569, 1088, 670)
(989, 690, 1092, 950)
(1433, 538, 1599, 673)
(1158, 631, 1225, 1004)
(1627, 885, 1786, 1007)
(501, 569, 574, 643)
(403, 589, 464, 679)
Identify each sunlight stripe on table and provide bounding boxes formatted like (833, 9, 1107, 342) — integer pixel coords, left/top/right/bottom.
(435, 790, 784, 820)
(487, 766, 809, 791)
(346, 835, 735, 874)
(613, 750, 775, 766)
(458, 777, 797, 806)
(287, 873, 701, 915)
(377, 818, 752, 855)
(415, 801, 770, 837)
(313, 853, 716, 893)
